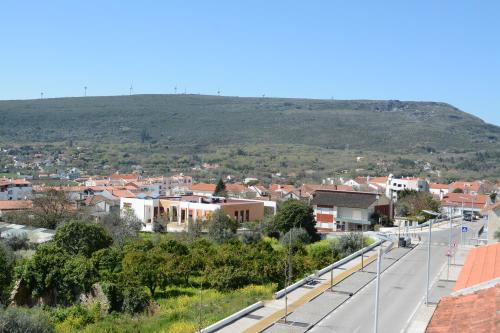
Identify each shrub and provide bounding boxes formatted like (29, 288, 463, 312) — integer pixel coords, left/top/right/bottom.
(122, 287, 149, 314)
(0, 307, 54, 333)
(3, 233, 30, 251)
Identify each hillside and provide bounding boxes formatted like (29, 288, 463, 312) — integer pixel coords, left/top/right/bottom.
(0, 94, 499, 180)
(0, 94, 498, 152)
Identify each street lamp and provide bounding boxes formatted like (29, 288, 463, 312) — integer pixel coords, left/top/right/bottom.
(422, 210, 440, 305)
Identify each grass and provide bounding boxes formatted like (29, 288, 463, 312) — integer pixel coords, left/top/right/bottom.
(59, 284, 276, 333)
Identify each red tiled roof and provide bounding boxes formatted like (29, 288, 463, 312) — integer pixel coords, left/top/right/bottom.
(190, 183, 216, 192)
(449, 181, 481, 192)
(0, 200, 33, 210)
(430, 183, 449, 189)
(426, 285, 499, 333)
(454, 243, 500, 291)
(441, 193, 488, 209)
(226, 183, 247, 193)
(111, 190, 136, 198)
(368, 176, 388, 184)
(270, 184, 296, 193)
(0, 178, 31, 186)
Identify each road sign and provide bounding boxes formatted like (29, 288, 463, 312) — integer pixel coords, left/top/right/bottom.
(461, 226, 469, 233)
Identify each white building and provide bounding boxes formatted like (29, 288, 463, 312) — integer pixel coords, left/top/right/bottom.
(385, 175, 429, 201)
(0, 178, 33, 200)
(120, 195, 160, 232)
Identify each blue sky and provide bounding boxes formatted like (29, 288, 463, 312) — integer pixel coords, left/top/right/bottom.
(1, 1, 499, 125)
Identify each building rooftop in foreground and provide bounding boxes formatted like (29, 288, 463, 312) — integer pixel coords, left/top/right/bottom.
(454, 243, 500, 291)
(426, 284, 499, 333)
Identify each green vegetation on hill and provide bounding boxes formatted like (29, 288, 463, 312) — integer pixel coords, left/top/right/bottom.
(0, 94, 499, 179)
(0, 94, 498, 151)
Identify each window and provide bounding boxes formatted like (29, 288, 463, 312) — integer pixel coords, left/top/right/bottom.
(234, 211, 238, 219)
(123, 203, 132, 209)
(245, 210, 250, 222)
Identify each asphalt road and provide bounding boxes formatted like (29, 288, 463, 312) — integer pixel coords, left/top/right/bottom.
(308, 219, 483, 333)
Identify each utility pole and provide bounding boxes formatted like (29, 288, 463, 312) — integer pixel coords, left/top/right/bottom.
(447, 207, 452, 280)
(374, 246, 382, 333)
(426, 217, 433, 304)
(360, 230, 364, 271)
(284, 229, 292, 323)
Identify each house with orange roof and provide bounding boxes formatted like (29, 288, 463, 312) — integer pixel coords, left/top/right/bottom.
(426, 243, 500, 333)
(429, 183, 450, 199)
(269, 184, 299, 201)
(189, 183, 217, 196)
(425, 243, 500, 333)
(109, 172, 141, 186)
(426, 284, 499, 333)
(441, 193, 489, 216)
(225, 183, 250, 198)
(449, 181, 483, 195)
(0, 200, 33, 217)
(0, 178, 32, 200)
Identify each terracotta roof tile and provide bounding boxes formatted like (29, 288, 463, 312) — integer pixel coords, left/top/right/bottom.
(426, 285, 499, 333)
(0, 200, 33, 210)
(454, 243, 500, 291)
(190, 183, 216, 192)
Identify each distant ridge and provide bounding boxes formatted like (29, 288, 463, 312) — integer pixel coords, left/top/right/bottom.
(0, 94, 498, 154)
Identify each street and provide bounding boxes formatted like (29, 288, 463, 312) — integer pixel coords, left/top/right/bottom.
(308, 219, 483, 333)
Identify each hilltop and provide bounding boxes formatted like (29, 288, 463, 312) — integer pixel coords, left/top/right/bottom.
(0, 94, 498, 152)
(0, 94, 499, 180)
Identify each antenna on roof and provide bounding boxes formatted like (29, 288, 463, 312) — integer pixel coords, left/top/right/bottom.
(84, 86, 87, 97)
(129, 83, 133, 96)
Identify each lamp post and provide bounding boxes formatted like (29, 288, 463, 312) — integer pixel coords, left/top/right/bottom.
(374, 247, 382, 333)
(422, 210, 440, 305)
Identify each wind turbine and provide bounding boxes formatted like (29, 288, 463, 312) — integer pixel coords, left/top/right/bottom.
(174, 86, 177, 94)
(40, 92, 44, 99)
(129, 83, 133, 95)
(84, 86, 87, 97)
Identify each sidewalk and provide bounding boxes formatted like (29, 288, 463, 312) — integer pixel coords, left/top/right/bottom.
(216, 241, 394, 333)
(404, 245, 472, 333)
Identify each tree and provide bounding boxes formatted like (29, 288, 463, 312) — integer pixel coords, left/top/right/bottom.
(21, 242, 97, 306)
(395, 191, 440, 218)
(207, 209, 237, 243)
(490, 192, 497, 203)
(54, 220, 113, 257)
(281, 227, 311, 244)
(271, 200, 319, 242)
(0, 243, 14, 305)
(100, 211, 142, 244)
(32, 189, 73, 229)
(213, 178, 227, 197)
(452, 188, 464, 193)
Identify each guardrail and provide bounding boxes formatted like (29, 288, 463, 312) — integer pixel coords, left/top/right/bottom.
(274, 238, 384, 299)
(199, 301, 264, 333)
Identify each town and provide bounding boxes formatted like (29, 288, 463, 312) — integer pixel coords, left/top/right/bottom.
(0, 167, 498, 332)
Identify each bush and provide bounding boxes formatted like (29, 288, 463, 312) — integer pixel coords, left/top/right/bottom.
(122, 287, 149, 314)
(281, 227, 311, 245)
(3, 233, 31, 251)
(306, 240, 335, 268)
(0, 307, 54, 333)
